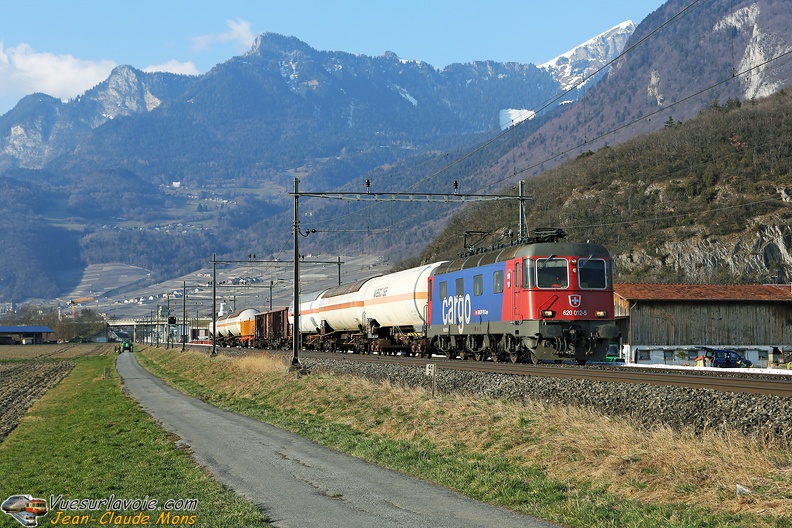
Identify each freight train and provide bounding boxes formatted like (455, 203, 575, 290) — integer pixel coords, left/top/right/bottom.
(210, 306, 292, 349)
(207, 229, 619, 364)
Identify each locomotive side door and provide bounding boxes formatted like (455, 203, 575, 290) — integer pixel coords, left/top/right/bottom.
(513, 260, 522, 320)
(426, 276, 434, 327)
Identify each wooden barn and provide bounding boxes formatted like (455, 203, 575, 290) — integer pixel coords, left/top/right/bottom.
(612, 284, 792, 367)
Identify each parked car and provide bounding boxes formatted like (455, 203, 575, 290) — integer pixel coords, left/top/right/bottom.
(699, 348, 752, 368)
(604, 344, 625, 364)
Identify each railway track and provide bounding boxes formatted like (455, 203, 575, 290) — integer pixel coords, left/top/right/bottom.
(195, 345, 792, 444)
(300, 350, 792, 398)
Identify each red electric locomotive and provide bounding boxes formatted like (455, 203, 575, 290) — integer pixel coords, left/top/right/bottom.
(426, 228, 619, 364)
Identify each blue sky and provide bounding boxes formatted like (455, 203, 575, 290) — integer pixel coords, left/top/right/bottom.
(0, 0, 664, 115)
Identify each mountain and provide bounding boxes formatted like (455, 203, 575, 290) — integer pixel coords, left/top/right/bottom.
(4, 0, 792, 306)
(0, 24, 634, 302)
(502, 0, 792, 181)
(539, 20, 637, 94)
(0, 26, 636, 175)
(421, 89, 792, 285)
(292, 0, 792, 260)
(1, 37, 561, 175)
(418, 0, 792, 285)
(496, 21, 637, 130)
(0, 67, 195, 170)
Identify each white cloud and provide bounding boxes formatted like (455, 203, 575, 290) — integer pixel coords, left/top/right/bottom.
(143, 60, 200, 76)
(0, 41, 115, 113)
(192, 19, 255, 53)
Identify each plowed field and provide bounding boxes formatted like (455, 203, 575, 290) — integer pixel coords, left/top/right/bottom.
(0, 343, 117, 441)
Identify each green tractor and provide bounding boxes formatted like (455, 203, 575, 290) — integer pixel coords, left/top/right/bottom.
(121, 339, 133, 353)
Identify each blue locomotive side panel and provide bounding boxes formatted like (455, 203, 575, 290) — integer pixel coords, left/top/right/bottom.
(430, 262, 507, 330)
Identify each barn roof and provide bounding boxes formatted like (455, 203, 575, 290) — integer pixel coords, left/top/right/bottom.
(0, 325, 55, 333)
(613, 283, 792, 302)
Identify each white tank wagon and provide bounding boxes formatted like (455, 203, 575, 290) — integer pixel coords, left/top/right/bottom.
(290, 289, 330, 334)
(293, 263, 444, 354)
(212, 308, 260, 346)
(359, 263, 442, 329)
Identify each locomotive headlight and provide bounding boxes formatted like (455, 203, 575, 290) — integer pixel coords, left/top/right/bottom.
(541, 310, 555, 318)
(595, 310, 608, 318)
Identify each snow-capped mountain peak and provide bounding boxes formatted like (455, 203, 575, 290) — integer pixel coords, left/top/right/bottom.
(539, 20, 636, 92)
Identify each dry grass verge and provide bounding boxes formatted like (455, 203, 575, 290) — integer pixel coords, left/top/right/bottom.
(141, 348, 792, 525)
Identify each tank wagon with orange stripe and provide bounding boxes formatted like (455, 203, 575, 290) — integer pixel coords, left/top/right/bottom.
(212, 308, 260, 347)
(295, 263, 443, 355)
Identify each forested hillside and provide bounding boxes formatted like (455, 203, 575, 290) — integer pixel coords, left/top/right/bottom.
(506, 0, 792, 183)
(421, 90, 792, 284)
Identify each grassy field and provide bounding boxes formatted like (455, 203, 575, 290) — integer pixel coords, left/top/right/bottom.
(0, 345, 270, 528)
(135, 347, 792, 528)
(2, 343, 790, 528)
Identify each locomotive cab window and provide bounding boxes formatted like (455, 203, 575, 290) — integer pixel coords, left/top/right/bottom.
(493, 270, 504, 293)
(578, 258, 609, 289)
(439, 281, 447, 299)
(523, 259, 535, 288)
(536, 258, 568, 289)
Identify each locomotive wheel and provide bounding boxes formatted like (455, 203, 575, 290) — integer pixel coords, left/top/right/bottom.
(481, 335, 496, 362)
(491, 335, 507, 362)
(434, 336, 451, 358)
(501, 334, 521, 363)
(443, 336, 459, 359)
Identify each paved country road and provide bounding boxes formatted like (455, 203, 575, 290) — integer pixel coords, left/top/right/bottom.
(116, 352, 558, 528)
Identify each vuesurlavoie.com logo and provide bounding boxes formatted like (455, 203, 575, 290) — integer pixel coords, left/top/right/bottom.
(1, 495, 48, 527)
(3, 493, 199, 526)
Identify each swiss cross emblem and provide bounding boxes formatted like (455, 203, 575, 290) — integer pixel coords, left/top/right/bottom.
(569, 294, 581, 308)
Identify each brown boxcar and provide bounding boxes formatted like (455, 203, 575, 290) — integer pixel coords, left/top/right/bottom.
(255, 308, 291, 349)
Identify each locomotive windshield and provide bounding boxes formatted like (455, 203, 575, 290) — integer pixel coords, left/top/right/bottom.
(525, 256, 610, 290)
(578, 259, 609, 289)
(535, 258, 569, 289)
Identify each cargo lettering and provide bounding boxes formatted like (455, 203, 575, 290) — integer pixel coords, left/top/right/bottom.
(441, 294, 471, 333)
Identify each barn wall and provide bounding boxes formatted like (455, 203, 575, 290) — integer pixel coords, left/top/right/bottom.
(627, 302, 792, 346)
(614, 295, 631, 318)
